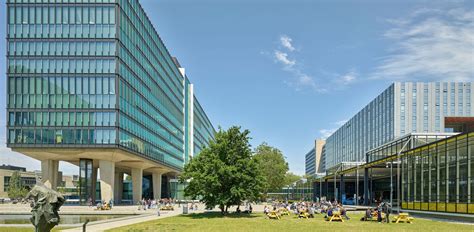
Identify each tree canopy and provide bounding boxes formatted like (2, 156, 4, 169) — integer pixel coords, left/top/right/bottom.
(181, 126, 265, 214)
(283, 172, 301, 187)
(8, 171, 28, 199)
(254, 143, 289, 195)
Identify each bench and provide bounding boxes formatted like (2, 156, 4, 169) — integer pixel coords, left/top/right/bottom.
(279, 208, 290, 216)
(160, 206, 174, 211)
(298, 212, 310, 219)
(327, 212, 344, 222)
(267, 211, 280, 220)
(393, 213, 414, 223)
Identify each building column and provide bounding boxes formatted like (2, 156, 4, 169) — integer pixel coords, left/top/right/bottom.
(99, 160, 115, 203)
(340, 174, 345, 204)
(152, 172, 163, 200)
(92, 165, 98, 203)
(364, 168, 369, 205)
(132, 168, 143, 204)
(325, 179, 328, 200)
(114, 172, 124, 204)
(41, 160, 59, 190)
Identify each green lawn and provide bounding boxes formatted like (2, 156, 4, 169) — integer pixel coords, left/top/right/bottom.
(109, 212, 473, 232)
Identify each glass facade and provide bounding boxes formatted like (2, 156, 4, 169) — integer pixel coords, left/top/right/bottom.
(193, 97, 215, 156)
(305, 148, 316, 175)
(401, 132, 474, 214)
(366, 134, 457, 163)
(116, 0, 186, 170)
(397, 82, 472, 135)
(7, 0, 214, 172)
(325, 82, 474, 171)
(326, 84, 395, 169)
(7, 0, 118, 149)
(79, 159, 93, 205)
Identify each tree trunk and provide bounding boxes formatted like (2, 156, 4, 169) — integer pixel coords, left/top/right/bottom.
(220, 204, 225, 215)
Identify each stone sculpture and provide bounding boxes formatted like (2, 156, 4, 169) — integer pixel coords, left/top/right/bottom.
(25, 184, 65, 232)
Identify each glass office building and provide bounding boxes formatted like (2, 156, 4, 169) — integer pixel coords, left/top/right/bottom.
(401, 132, 474, 214)
(325, 82, 473, 171)
(305, 148, 316, 175)
(193, 97, 215, 156)
(6, 0, 214, 204)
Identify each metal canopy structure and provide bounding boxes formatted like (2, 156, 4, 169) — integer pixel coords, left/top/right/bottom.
(314, 132, 460, 208)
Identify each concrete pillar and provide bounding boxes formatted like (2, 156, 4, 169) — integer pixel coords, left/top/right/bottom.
(340, 174, 345, 203)
(114, 172, 124, 204)
(364, 168, 369, 205)
(99, 160, 115, 203)
(152, 172, 163, 200)
(132, 168, 143, 204)
(325, 179, 328, 200)
(41, 160, 59, 190)
(92, 165, 98, 203)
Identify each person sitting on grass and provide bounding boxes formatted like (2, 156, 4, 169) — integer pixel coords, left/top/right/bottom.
(243, 204, 253, 214)
(361, 208, 372, 221)
(264, 206, 270, 214)
(340, 205, 350, 220)
(326, 207, 333, 219)
(308, 206, 315, 218)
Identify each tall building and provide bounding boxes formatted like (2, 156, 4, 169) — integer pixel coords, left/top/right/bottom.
(305, 148, 316, 175)
(6, 0, 214, 204)
(325, 82, 473, 170)
(305, 139, 326, 175)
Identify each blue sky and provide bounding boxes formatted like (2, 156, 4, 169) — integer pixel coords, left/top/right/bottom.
(0, 0, 473, 175)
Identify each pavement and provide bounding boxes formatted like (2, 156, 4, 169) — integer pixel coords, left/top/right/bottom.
(61, 209, 185, 232)
(0, 203, 152, 215)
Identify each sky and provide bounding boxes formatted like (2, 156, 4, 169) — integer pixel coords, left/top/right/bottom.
(0, 0, 473, 175)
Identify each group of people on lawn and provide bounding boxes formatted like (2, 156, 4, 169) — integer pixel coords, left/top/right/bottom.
(361, 201, 392, 223)
(137, 198, 175, 210)
(263, 200, 350, 220)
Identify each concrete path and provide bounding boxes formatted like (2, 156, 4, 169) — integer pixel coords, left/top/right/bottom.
(0, 204, 154, 215)
(61, 210, 183, 232)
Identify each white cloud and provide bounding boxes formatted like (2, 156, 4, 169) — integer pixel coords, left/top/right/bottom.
(280, 35, 296, 51)
(373, 7, 474, 81)
(274, 50, 296, 67)
(269, 35, 357, 92)
(318, 120, 348, 139)
(297, 74, 316, 87)
(319, 129, 336, 139)
(339, 70, 357, 85)
(273, 47, 321, 91)
(334, 120, 348, 126)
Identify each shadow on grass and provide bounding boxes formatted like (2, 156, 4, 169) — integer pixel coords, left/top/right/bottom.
(183, 212, 260, 220)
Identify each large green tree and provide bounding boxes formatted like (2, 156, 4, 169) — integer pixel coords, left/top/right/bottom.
(181, 126, 265, 214)
(8, 171, 28, 200)
(254, 143, 288, 195)
(283, 172, 301, 187)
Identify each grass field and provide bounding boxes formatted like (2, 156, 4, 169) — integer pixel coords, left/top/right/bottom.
(109, 212, 473, 232)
